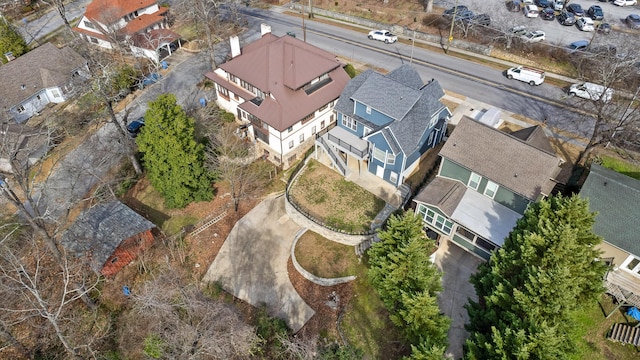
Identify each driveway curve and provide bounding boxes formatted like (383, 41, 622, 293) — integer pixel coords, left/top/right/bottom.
(202, 194, 315, 332)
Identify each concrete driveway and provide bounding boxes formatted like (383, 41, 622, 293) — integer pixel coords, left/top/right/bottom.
(202, 195, 315, 332)
(434, 238, 483, 360)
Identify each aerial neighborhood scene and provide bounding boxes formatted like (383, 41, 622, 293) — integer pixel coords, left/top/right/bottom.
(1, 0, 640, 358)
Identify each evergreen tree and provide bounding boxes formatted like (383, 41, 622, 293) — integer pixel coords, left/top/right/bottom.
(0, 20, 27, 64)
(368, 211, 449, 353)
(465, 195, 607, 360)
(137, 94, 214, 208)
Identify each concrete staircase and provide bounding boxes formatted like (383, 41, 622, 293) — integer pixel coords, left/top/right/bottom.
(608, 323, 640, 346)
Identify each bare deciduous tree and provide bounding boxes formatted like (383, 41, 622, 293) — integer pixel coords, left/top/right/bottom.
(120, 269, 259, 359)
(205, 122, 269, 212)
(569, 41, 640, 165)
(0, 227, 102, 359)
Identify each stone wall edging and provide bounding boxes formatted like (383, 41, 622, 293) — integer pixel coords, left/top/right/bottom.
(285, 194, 371, 246)
(291, 228, 357, 286)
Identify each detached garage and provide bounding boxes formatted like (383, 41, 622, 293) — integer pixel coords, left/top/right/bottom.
(61, 201, 156, 277)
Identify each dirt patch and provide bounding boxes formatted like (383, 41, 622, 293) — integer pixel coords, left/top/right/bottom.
(288, 160, 385, 233)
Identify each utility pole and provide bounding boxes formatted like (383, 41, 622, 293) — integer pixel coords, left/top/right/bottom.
(410, 30, 415, 64)
(447, 0, 459, 53)
(300, 9, 306, 42)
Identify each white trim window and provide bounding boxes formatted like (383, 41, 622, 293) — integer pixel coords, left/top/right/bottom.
(621, 255, 640, 278)
(484, 180, 498, 199)
(373, 148, 386, 163)
(389, 171, 398, 184)
(418, 204, 453, 235)
(342, 115, 357, 131)
(468, 173, 481, 190)
(386, 153, 395, 165)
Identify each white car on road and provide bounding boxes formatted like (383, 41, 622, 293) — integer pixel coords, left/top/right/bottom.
(614, 0, 637, 6)
(521, 30, 546, 42)
(523, 4, 539, 18)
(368, 30, 398, 44)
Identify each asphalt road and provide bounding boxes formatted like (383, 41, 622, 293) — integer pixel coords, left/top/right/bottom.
(18, 0, 92, 44)
(241, 6, 596, 138)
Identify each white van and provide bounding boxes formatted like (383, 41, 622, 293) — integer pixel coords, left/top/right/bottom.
(568, 82, 613, 102)
(506, 66, 545, 86)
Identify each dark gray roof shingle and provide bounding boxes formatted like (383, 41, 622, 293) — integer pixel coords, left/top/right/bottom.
(351, 72, 421, 121)
(440, 117, 562, 200)
(60, 201, 155, 273)
(335, 65, 447, 155)
(579, 164, 640, 255)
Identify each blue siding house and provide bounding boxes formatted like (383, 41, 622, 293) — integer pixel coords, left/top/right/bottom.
(315, 64, 451, 187)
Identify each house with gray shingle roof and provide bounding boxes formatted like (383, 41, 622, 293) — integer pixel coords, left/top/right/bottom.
(0, 43, 89, 123)
(318, 64, 450, 187)
(61, 201, 156, 277)
(579, 164, 640, 305)
(413, 116, 564, 260)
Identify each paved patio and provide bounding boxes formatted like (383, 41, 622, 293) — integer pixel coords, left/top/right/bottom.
(202, 195, 315, 332)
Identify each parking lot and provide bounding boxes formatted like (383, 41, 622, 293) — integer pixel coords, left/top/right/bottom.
(436, 0, 640, 48)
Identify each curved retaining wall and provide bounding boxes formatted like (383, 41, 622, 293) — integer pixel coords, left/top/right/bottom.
(285, 195, 372, 246)
(291, 228, 357, 286)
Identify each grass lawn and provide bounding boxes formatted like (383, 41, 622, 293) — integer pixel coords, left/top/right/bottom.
(569, 294, 640, 360)
(597, 155, 640, 180)
(294, 231, 358, 278)
(289, 160, 385, 233)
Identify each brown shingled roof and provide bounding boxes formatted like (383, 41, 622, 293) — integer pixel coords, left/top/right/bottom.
(215, 33, 350, 132)
(413, 177, 466, 217)
(0, 43, 86, 112)
(440, 116, 562, 200)
(84, 0, 157, 22)
(122, 7, 168, 34)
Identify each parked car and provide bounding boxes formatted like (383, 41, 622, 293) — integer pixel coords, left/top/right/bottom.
(506, 66, 545, 85)
(587, 5, 604, 21)
(576, 17, 595, 31)
(473, 14, 491, 25)
(553, 0, 565, 11)
(626, 14, 640, 29)
(540, 7, 555, 20)
(507, 0, 523, 12)
(558, 11, 576, 26)
(443, 5, 469, 17)
(568, 82, 613, 102)
(597, 22, 612, 34)
(454, 10, 476, 22)
(566, 3, 585, 17)
(140, 72, 161, 88)
(127, 117, 145, 137)
(614, 0, 637, 6)
(510, 25, 528, 35)
(535, 0, 552, 8)
(521, 30, 546, 42)
(368, 30, 398, 43)
(567, 39, 590, 53)
(524, 4, 539, 17)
